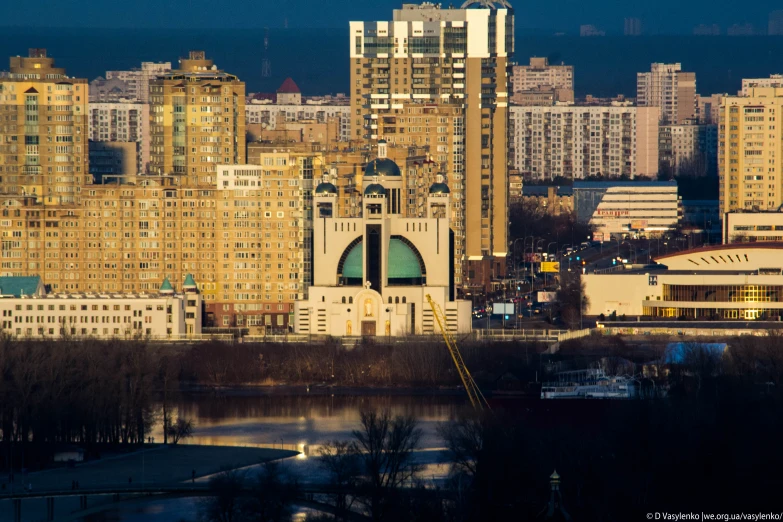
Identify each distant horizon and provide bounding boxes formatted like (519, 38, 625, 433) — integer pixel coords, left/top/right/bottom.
(2, 27, 783, 96)
(1, 0, 782, 35)
(3, 24, 783, 36)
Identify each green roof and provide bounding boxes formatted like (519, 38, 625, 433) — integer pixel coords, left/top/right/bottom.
(388, 239, 423, 279)
(183, 274, 197, 288)
(364, 183, 386, 196)
(0, 276, 43, 297)
(159, 277, 174, 292)
(315, 182, 338, 195)
(365, 158, 401, 177)
(429, 182, 450, 194)
(343, 242, 363, 279)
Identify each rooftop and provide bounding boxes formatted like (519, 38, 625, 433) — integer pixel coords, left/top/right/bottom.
(654, 242, 783, 262)
(277, 77, 301, 94)
(573, 181, 677, 189)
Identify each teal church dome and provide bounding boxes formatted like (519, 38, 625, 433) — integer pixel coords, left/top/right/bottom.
(364, 158, 401, 177)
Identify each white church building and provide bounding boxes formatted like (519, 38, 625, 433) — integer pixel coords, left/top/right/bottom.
(294, 152, 471, 337)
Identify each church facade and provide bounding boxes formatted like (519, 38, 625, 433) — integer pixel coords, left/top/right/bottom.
(294, 153, 471, 337)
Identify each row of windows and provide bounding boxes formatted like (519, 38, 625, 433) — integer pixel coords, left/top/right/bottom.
(661, 284, 783, 303)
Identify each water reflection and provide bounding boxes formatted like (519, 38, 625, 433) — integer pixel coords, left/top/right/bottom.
(153, 393, 468, 449)
(88, 393, 468, 522)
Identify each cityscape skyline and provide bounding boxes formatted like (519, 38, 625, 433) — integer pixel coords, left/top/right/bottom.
(1, 0, 783, 34)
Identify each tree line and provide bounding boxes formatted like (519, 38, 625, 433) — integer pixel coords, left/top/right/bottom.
(3, 331, 783, 478)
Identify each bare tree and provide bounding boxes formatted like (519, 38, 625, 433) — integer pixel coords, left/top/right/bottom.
(317, 440, 361, 514)
(437, 414, 484, 481)
(166, 418, 194, 445)
(352, 410, 422, 521)
(240, 461, 299, 522)
(200, 469, 245, 522)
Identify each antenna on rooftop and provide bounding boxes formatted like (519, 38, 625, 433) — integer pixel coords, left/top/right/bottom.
(461, 0, 512, 7)
(261, 27, 272, 78)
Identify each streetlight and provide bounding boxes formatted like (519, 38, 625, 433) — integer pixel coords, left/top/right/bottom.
(385, 307, 392, 339)
(512, 237, 526, 292)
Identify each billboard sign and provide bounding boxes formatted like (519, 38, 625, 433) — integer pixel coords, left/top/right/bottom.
(541, 262, 560, 273)
(492, 303, 514, 315)
(631, 220, 649, 230)
(537, 291, 557, 303)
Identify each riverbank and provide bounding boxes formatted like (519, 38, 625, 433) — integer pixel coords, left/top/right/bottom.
(179, 383, 471, 397)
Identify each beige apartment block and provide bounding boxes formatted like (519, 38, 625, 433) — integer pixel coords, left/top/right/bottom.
(637, 63, 697, 124)
(102, 61, 172, 103)
(149, 51, 246, 181)
(246, 103, 350, 142)
(741, 75, 783, 96)
(719, 87, 783, 214)
(659, 122, 718, 177)
(511, 57, 573, 93)
(697, 93, 726, 125)
(509, 105, 660, 180)
(88, 141, 138, 179)
(0, 49, 90, 205)
(0, 144, 323, 332)
(350, 2, 513, 292)
(89, 101, 150, 173)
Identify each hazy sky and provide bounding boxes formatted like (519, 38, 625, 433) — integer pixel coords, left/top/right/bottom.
(2, 0, 782, 33)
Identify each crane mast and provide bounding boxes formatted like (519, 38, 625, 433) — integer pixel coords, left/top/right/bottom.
(426, 294, 489, 411)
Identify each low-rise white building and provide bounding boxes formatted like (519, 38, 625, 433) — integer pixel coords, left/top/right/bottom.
(723, 210, 783, 243)
(294, 155, 471, 337)
(574, 181, 680, 238)
(584, 244, 783, 320)
(0, 275, 202, 339)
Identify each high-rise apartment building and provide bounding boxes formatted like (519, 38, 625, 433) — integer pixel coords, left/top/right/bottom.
(697, 93, 726, 125)
(350, 1, 513, 292)
(659, 122, 718, 177)
(624, 18, 642, 36)
(770, 11, 783, 35)
(511, 57, 573, 92)
(0, 143, 322, 331)
(149, 51, 246, 181)
(510, 57, 573, 105)
(719, 87, 783, 214)
(637, 63, 697, 124)
(509, 105, 660, 180)
(89, 101, 150, 173)
(0, 49, 89, 204)
(103, 62, 171, 103)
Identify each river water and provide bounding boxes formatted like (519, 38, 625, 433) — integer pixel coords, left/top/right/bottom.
(84, 391, 470, 521)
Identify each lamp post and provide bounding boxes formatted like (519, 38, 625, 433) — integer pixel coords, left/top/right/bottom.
(512, 237, 526, 296)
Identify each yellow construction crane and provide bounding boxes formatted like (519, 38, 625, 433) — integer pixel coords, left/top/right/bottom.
(426, 294, 490, 411)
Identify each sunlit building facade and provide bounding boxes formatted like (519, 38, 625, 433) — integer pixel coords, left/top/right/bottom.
(718, 87, 783, 214)
(350, 1, 514, 292)
(149, 51, 246, 180)
(0, 49, 89, 205)
(585, 244, 783, 321)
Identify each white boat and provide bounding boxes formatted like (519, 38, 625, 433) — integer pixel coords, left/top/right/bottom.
(541, 369, 638, 399)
